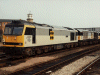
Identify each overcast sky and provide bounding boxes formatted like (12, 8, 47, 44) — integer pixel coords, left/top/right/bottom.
(0, 0, 100, 28)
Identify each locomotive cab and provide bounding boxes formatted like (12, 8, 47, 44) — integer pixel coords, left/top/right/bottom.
(3, 24, 24, 47)
(2, 20, 36, 55)
(2, 21, 32, 54)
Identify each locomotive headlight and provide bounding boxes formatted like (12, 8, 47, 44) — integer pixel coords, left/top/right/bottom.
(19, 43, 23, 45)
(3, 42, 5, 45)
(2, 39, 5, 42)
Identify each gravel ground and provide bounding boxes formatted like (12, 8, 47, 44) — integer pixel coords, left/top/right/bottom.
(0, 46, 95, 75)
(82, 59, 100, 75)
(50, 50, 100, 75)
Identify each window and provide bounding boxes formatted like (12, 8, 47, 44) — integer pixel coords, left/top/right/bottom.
(4, 27, 12, 35)
(25, 27, 35, 35)
(4, 25, 24, 35)
(13, 27, 23, 35)
(71, 33, 74, 41)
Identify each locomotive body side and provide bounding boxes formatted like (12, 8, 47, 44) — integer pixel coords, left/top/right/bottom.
(24, 26, 78, 48)
(2, 20, 99, 56)
(2, 20, 79, 55)
(77, 29, 99, 46)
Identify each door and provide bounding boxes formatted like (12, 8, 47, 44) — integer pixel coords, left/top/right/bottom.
(25, 27, 36, 43)
(70, 32, 74, 41)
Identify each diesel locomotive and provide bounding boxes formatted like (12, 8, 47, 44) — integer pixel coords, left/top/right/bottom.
(2, 20, 100, 56)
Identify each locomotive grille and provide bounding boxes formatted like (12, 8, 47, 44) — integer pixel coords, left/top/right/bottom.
(3, 42, 23, 45)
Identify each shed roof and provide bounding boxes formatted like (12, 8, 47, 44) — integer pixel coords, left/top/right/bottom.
(0, 19, 21, 22)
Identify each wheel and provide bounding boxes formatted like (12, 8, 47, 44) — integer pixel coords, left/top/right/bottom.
(36, 49, 42, 54)
(80, 42, 83, 46)
(97, 41, 98, 44)
(66, 44, 70, 48)
(86, 42, 88, 45)
(74, 44, 77, 47)
(90, 42, 92, 44)
(83, 42, 86, 46)
(44, 49, 49, 53)
(71, 44, 74, 48)
(24, 48, 33, 56)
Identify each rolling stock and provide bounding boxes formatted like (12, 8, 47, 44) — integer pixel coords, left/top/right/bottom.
(2, 20, 100, 56)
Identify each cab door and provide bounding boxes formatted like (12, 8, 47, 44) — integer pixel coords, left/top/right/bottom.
(25, 27, 36, 44)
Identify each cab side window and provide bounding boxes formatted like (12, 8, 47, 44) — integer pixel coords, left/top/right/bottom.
(25, 27, 33, 35)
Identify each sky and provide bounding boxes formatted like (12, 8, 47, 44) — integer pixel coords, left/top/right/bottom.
(0, 0, 100, 28)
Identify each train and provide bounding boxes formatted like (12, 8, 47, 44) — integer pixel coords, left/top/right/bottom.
(2, 20, 100, 56)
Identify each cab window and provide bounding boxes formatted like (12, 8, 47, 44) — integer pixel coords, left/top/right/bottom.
(25, 27, 34, 35)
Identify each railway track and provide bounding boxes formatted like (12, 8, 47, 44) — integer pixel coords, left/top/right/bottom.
(0, 47, 74, 68)
(0, 53, 10, 62)
(0, 53, 6, 58)
(75, 57, 100, 75)
(10, 45, 100, 75)
(0, 44, 91, 67)
(0, 44, 98, 68)
(0, 55, 27, 68)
